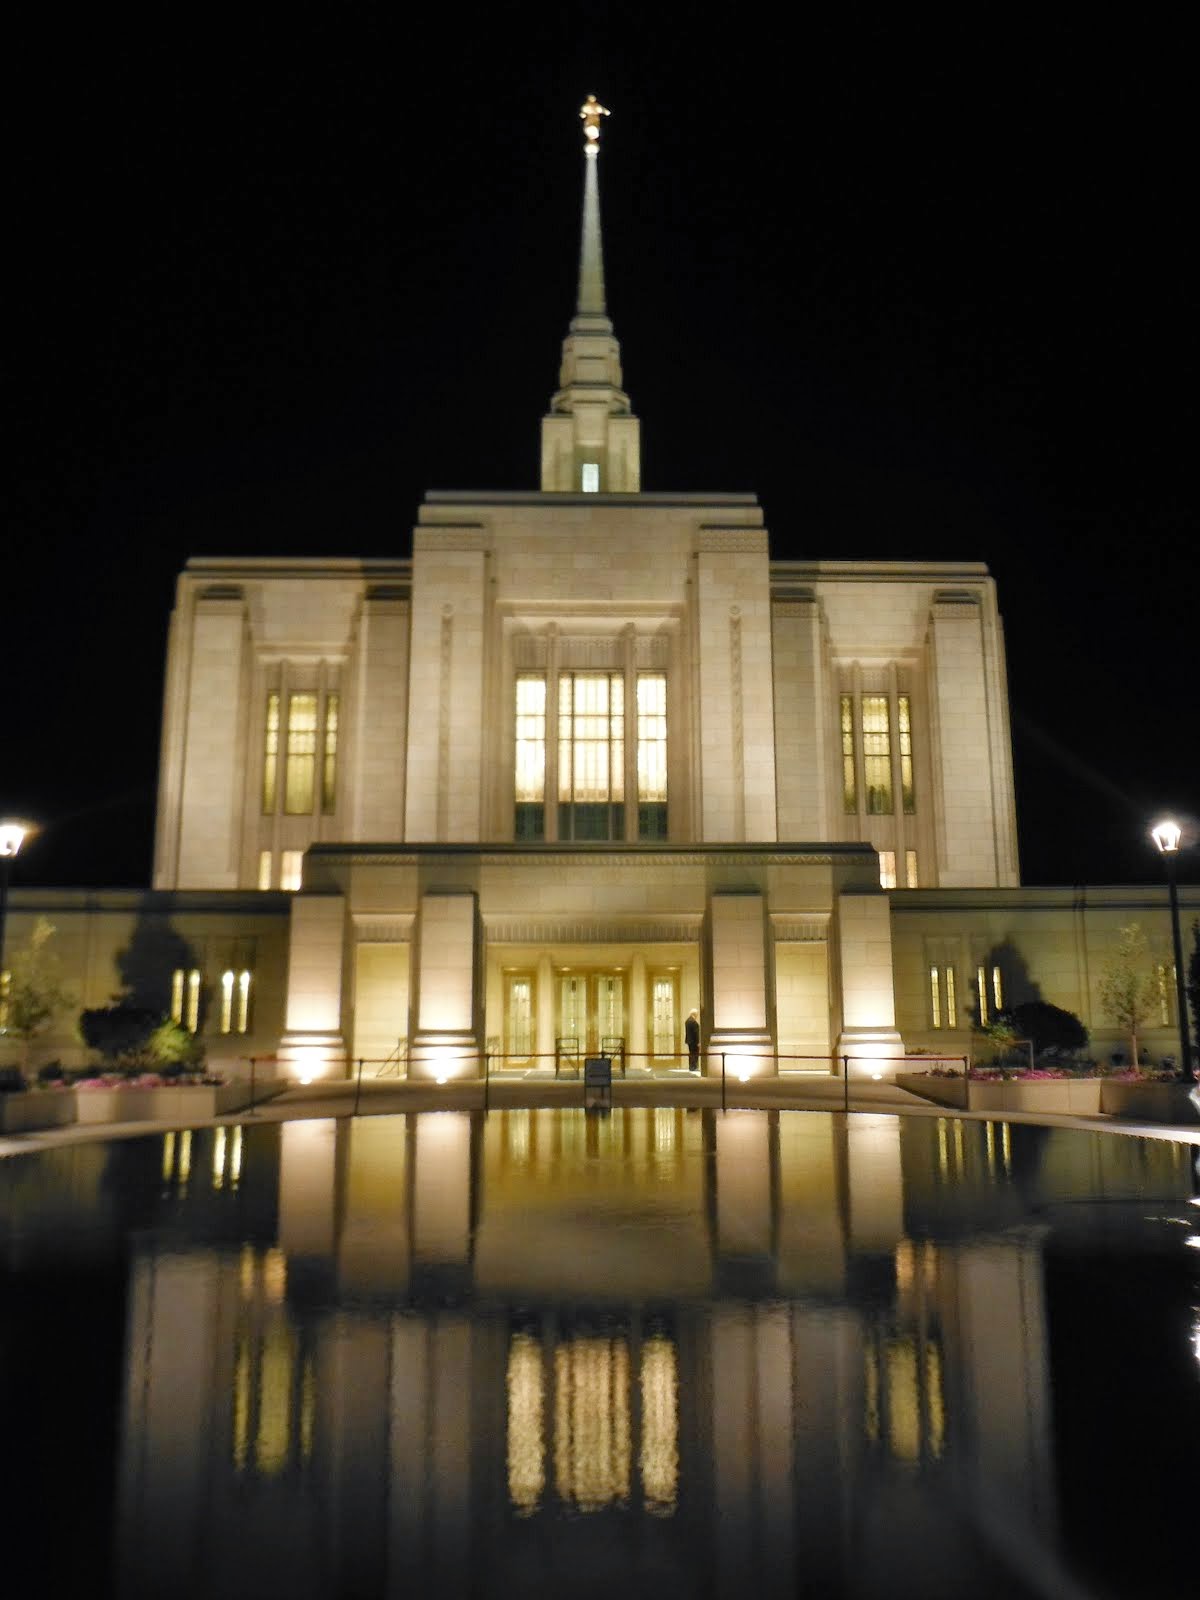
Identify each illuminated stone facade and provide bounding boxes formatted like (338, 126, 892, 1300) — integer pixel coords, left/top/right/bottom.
(5, 114, 1193, 1080)
(138, 123, 1026, 1082)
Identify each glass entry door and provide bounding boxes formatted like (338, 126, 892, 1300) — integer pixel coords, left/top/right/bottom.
(557, 971, 626, 1056)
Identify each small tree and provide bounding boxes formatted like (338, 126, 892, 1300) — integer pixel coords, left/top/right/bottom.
(1, 918, 73, 1070)
(1187, 920, 1199, 1049)
(1097, 923, 1159, 1069)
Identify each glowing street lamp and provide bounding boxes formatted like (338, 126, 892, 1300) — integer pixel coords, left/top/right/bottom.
(1150, 818, 1195, 1083)
(0, 823, 28, 1024)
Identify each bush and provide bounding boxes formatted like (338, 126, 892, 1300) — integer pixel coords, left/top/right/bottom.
(1012, 1000, 1089, 1056)
(78, 1006, 203, 1073)
(0, 1066, 29, 1094)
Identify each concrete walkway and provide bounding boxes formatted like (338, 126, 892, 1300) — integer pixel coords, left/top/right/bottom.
(3, 1072, 1199, 1157)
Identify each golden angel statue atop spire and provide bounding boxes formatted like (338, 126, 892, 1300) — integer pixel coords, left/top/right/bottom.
(579, 95, 610, 147)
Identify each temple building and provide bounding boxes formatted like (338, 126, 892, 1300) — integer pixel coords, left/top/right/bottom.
(2, 101, 1194, 1078)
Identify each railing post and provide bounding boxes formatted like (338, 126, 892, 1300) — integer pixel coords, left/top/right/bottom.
(353, 1056, 365, 1117)
(843, 1055, 850, 1114)
(963, 1054, 970, 1113)
(483, 1046, 489, 1114)
(721, 1052, 727, 1113)
(247, 1056, 257, 1116)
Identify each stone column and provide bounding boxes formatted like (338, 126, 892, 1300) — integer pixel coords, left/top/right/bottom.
(277, 893, 348, 1079)
(707, 891, 774, 1076)
(536, 951, 555, 1070)
(410, 891, 480, 1079)
(833, 889, 903, 1078)
(628, 951, 646, 1069)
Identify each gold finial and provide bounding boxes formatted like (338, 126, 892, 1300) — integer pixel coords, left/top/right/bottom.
(580, 94, 610, 150)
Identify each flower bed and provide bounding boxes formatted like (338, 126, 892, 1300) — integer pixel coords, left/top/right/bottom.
(74, 1075, 272, 1124)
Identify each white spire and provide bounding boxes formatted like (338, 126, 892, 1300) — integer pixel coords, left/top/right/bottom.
(540, 97, 641, 494)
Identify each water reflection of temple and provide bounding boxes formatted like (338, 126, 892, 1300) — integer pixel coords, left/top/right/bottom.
(116, 1110, 1191, 1597)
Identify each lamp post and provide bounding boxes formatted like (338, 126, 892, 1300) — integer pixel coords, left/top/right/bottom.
(0, 823, 28, 1028)
(1150, 818, 1195, 1083)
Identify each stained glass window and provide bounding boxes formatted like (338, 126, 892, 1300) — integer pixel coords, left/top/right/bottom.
(862, 695, 892, 814)
(284, 694, 317, 815)
(841, 695, 857, 812)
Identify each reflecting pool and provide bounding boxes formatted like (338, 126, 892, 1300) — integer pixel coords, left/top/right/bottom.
(2, 1109, 1197, 1599)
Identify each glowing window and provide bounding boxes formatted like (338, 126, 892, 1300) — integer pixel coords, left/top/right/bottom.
(581, 461, 600, 493)
(0, 970, 10, 1030)
(559, 672, 624, 840)
(879, 851, 897, 889)
(1156, 964, 1174, 1026)
(991, 965, 1003, 1011)
(262, 693, 280, 814)
(977, 965, 989, 1026)
(841, 695, 857, 812)
(321, 694, 339, 814)
(905, 849, 919, 888)
(930, 965, 956, 1028)
(171, 967, 202, 1032)
(280, 851, 303, 892)
(284, 694, 317, 815)
(637, 672, 667, 839)
(506, 975, 534, 1060)
(219, 969, 253, 1035)
(898, 695, 915, 814)
(862, 695, 892, 814)
(257, 850, 272, 891)
(514, 675, 546, 839)
(651, 976, 677, 1057)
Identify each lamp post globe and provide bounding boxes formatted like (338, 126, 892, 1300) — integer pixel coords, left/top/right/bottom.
(1150, 817, 1195, 1084)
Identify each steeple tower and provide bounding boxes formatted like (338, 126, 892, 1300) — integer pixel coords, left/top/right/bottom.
(540, 97, 641, 493)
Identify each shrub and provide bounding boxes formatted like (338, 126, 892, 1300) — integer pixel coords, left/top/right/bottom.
(1011, 1000, 1089, 1057)
(0, 1065, 29, 1094)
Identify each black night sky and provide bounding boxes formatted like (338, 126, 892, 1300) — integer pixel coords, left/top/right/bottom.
(7, 10, 1197, 890)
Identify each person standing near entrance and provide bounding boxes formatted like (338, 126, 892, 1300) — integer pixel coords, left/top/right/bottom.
(685, 1009, 700, 1073)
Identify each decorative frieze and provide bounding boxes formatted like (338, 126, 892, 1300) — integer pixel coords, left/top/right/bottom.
(483, 918, 701, 944)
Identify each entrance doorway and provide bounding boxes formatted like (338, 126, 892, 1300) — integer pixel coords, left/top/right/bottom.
(558, 970, 626, 1057)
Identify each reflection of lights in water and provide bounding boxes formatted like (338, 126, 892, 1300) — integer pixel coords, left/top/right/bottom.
(640, 1337, 678, 1513)
(1186, 1236, 1200, 1250)
(866, 1332, 945, 1463)
(213, 1126, 227, 1188)
(654, 1107, 675, 1154)
(555, 1336, 631, 1510)
(178, 1128, 191, 1183)
(232, 1246, 311, 1479)
(506, 1333, 544, 1514)
(507, 1109, 530, 1164)
(230, 1124, 242, 1185)
(161, 1130, 175, 1183)
(1192, 1314, 1200, 1369)
(507, 1327, 678, 1516)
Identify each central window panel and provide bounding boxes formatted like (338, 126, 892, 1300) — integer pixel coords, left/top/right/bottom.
(512, 659, 669, 842)
(558, 672, 625, 841)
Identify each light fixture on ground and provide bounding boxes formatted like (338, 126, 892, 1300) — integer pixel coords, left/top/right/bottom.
(1150, 818, 1195, 1084)
(0, 823, 29, 1024)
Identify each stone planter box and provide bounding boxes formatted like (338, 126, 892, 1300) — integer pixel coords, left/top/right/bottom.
(0, 1089, 78, 1133)
(74, 1083, 269, 1125)
(897, 1073, 1102, 1115)
(1100, 1081, 1200, 1125)
(896, 1072, 969, 1109)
